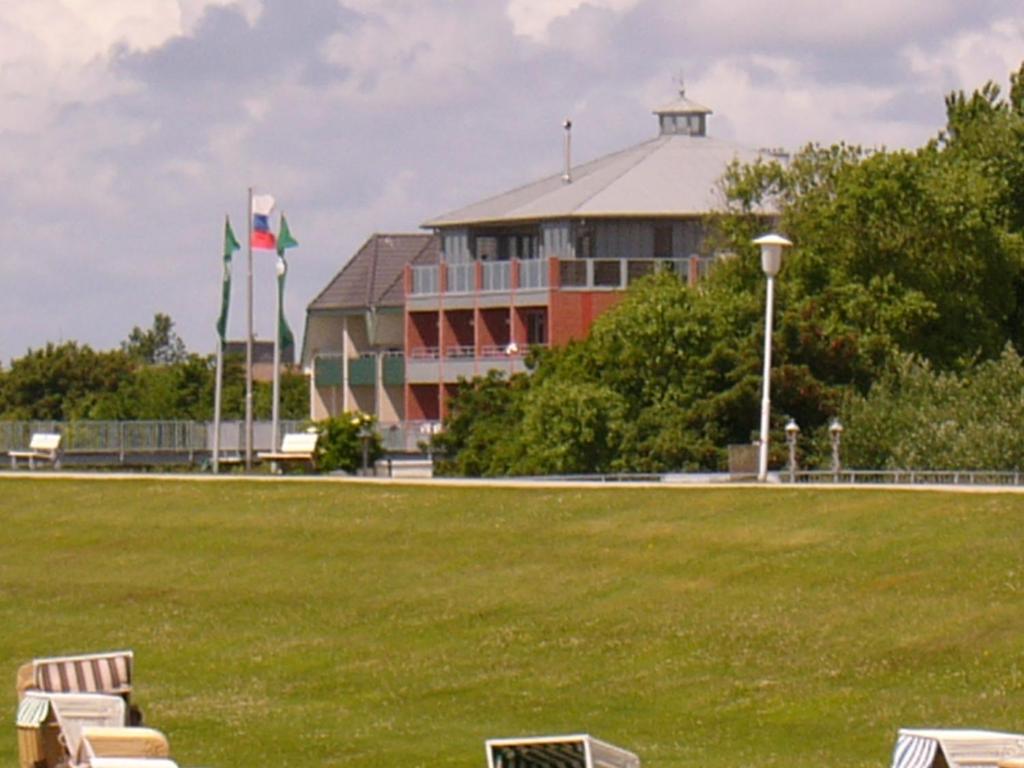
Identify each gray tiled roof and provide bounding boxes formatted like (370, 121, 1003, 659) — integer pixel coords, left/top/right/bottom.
(423, 133, 778, 227)
(308, 233, 439, 312)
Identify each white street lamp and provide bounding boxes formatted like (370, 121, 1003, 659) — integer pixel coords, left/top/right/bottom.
(829, 417, 844, 481)
(753, 233, 793, 482)
(785, 418, 800, 483)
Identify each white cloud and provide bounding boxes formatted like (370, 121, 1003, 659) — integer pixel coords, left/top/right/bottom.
(687, 56, 923, 149)
(505, 0, 640, 41)
(906, 16, 1024, 95)
(320, 3, 517, 108)
(0, 0, 245, 132)
(658, 0, 963, 49)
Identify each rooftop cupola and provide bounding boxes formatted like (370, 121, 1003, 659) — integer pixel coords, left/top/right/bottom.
(653, 85, 711, 137)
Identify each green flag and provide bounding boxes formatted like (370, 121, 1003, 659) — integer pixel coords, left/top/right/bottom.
(276, 214, 298, 256)
(216, 216, 241, 343)
(276, 215, 298, 350)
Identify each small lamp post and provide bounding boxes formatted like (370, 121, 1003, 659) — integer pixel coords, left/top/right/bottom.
(785, 418, 800, 483)
(753, 233, 793, 481)
(829, 417, 844, 482)
(358, 422, 373, 476)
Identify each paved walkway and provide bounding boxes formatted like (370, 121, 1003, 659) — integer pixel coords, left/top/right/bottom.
(3, 469, 1024, 494)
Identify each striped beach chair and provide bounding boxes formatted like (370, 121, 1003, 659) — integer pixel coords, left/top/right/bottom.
(23, 651, 133, 698)
(15, 652, 137, 768)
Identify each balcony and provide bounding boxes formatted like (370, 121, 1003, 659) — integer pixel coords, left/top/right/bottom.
(481, 261, 510, 291)
(558, 257, 707, 289)
(314, 355, 344, 387)
(408, 256, 712, 297)
(348, 354, 376, 387)
(382, 353, 404, 386)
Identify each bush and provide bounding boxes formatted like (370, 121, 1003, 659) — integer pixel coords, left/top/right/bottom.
(314, 412, 383, 473)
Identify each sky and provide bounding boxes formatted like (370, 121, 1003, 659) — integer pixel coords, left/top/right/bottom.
(1, 0, 1022, 365)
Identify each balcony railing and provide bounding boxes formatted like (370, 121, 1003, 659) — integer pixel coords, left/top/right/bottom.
(479, 343, 548, 358)
(518, 259, 548, 289)
(411, 265, 439, 295)
(409, 256, 714, 296)
(410, 346, 440, 359)
(348, 354, 376, 387)
(447, 263, 474, 293)
(559, 257, 712, 289)
(481, 261, 511, 292)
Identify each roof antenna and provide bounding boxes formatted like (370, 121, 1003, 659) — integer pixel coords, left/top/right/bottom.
(562, 118, 572, 184)
(675, 70, 686, 98)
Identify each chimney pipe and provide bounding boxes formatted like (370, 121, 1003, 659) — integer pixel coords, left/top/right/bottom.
(562, 119, 572, 183)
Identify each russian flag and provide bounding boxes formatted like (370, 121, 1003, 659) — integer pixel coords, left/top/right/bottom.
(251, 193, 276, 250)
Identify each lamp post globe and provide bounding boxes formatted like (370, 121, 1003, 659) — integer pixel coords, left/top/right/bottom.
(753, 233, 793, 482)
(829, 417, 844, 479)
(785, 418, 800, 483)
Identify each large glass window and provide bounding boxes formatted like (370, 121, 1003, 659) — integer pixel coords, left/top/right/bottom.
(654, 225, 673, 259)
(525, 310, 547, 345)
(475, 236, 498, 261)
(575, 225, 593, 259)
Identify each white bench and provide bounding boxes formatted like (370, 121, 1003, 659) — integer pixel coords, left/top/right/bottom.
(9, 433, 62, 470)
(257, 432, 319, 472)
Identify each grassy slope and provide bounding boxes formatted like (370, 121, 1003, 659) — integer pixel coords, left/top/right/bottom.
(2, 479, 1024, 768)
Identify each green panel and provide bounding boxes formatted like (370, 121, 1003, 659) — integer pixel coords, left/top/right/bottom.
(315, 357, 343, 387)
(348, 355, 376, 387)
(382, 355, 404, 386)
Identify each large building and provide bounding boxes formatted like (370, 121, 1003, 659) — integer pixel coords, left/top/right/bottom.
(303, 90, 780, 432)
(302, 233, 438, 427)
(403, 92, 780, 420)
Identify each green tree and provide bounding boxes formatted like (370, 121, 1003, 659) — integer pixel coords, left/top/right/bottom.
(433, 371, 528, 476)
(841, 345, 1024, 470)
(315, 412, 382, 473)
(0, 342, 134, 420)
(122, 313, 188, 365)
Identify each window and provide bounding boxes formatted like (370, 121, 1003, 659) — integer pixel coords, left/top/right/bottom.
(525, 310, 547, 345)
(654, 225, 674, 259)
(575, 226, 593, 259)
(475, 236, 498, 261)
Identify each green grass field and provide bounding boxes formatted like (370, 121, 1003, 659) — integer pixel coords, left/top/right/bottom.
(2, 478, 1024, 768)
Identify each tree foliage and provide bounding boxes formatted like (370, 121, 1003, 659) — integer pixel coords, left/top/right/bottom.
(0, 314, 308, 421)
(314, 412, 383, 473)
(841, 346, 1024, 470)
(122, 313, 188, 365)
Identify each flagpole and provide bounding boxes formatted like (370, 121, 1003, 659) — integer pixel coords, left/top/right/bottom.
(271, 248, 284, 453)
(213, 216, 226, 474)
(213, 336, 224, 473)
(245, 187, 254, 471)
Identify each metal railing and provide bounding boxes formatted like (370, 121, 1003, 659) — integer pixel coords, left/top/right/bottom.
(518, 259, 548, 289)
(788, 469, 1024, 486)
(0, 420, 302, 460)
(481, 261, 511, 292)
(559, 257, 712, 290)
(409, 256, 714, 296)
(447, 263, 474, 293)
(411, 265, 439, 295)
(409, 346, 440, 359)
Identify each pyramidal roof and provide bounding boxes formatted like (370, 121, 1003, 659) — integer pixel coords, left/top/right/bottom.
(308, 233, 438, 312)
(424, 95, 779, 228)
